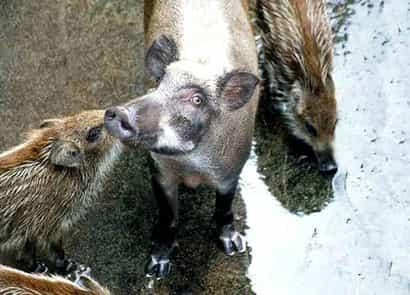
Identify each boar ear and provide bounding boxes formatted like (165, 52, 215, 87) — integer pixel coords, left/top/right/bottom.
(145, 34, 177, 81)
(39, 118, 63, 129)
(49, 140, 84, 168)
(218, 71, 259, 111)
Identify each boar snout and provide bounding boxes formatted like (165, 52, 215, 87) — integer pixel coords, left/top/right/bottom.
(104, 107, 136, 141)
(316, 149, 337, 173)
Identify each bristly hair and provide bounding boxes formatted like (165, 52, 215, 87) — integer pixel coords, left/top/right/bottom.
(0, 264, 111, 295)
(257, 0, 333, 90)
(0, 128, 58, 171)
(306, 0, 333, 81)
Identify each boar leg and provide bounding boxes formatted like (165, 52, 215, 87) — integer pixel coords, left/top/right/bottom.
(50, 239, 77, 275)
(215, 181, 246, 256)
(145, 175, 178, 279)
(17, 240, 47, 273)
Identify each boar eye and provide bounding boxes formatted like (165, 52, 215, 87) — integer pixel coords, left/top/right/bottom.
(86, 126, 102, 143)
(304, 122, 317, 137)
(191, 94, 203, 106)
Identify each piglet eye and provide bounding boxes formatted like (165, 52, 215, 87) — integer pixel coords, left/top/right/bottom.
(191, 94, 203, 106)
(304, 122, 317, 137)
(86, 126, 102, 143)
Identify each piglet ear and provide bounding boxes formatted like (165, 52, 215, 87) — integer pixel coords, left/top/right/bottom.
(218, 71, 259, 111)
(50, 140, 84, 168)
(145, 34, 178, 81)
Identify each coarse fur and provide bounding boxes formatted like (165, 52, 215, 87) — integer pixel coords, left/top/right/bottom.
(104, 0, 259, 278)
(0, 264, 110, 295)
(143, 0, 259, 193)
(257, 0, 338, 170)
(0, 110, 122, 270)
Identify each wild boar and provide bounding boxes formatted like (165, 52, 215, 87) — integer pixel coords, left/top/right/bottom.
(105, 0, 259, 279)
(257, 0, 338, 172)
(0, 110, 122, 274)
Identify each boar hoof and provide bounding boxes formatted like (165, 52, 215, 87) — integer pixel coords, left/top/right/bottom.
(145, 254, 172, 279)
(33, 262, 48, 274)
(145, 243, 176, 279)
(56, 258, 79, 275)
(66, 264, 91, 283)
(73, 266, 92, 286)
(218, 224, 247, 256)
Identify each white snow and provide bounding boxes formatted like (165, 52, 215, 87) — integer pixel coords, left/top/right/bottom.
(241, 1, 410, 294)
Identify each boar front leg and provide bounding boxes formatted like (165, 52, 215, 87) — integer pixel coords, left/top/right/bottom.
(17, 240, 47, 273)
(49, 239, 78, 275)
(215, 180, 246, 256)
(145, 174, 178, 279)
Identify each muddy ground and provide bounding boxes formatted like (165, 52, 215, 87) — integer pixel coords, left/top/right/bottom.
(0, 1, 335, 294)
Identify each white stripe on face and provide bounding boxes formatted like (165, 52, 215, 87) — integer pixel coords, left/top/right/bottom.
(156, 118, 194, 153)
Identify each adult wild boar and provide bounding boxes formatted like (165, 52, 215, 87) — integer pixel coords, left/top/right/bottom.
(105, 0, 259, 278)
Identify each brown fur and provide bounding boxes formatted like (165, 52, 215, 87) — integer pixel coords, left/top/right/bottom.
(0, 110, 121, 270)
(0, 129, 57, 170)
(0, 264, 110, 295)
(257, 0, 337, 164)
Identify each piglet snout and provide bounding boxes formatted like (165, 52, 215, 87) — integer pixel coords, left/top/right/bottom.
(316, 151, 338, 173)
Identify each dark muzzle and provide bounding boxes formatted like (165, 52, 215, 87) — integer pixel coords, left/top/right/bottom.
(316, 150, 338, 173)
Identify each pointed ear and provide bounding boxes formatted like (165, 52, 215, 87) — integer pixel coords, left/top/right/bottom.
(145, 34, 178, 81)
(218, 71, 259, 111)
(39, 118, 63, 129)
(49, 140, 84, 168)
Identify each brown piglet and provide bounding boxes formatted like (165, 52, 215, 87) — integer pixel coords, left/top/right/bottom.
(0, 110, 122, 273)
(258, 0, 338, 172)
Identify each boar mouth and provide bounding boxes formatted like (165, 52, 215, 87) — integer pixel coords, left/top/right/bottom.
(285, 135, 338, 173)
(150, 146, 190, 156)
(104, 108, 185, 155)
(315, 151, 337, 173)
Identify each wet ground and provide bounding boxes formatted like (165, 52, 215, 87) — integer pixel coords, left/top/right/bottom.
(1, 0, 407, 294)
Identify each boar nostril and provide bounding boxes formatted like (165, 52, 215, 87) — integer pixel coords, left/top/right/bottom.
(120, 119, 133, 132)
(105, 109, 116, 121)
(104, 106, 136, 140)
